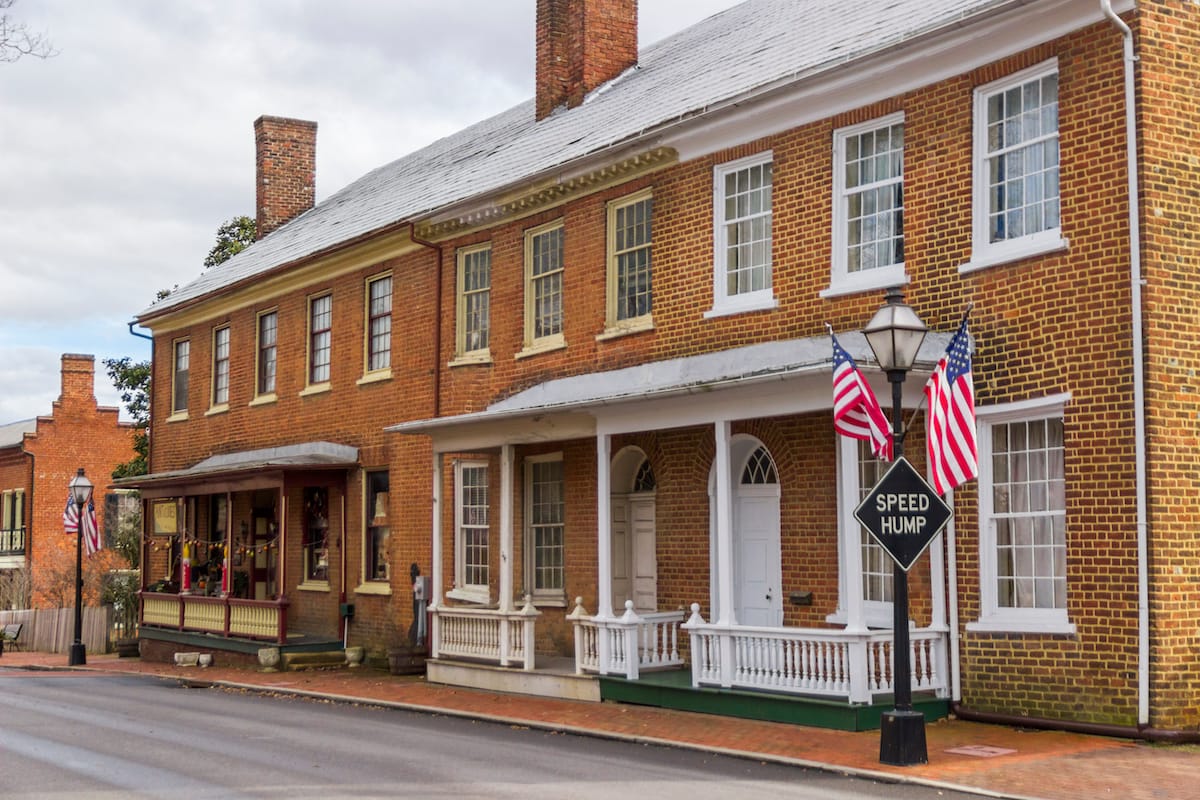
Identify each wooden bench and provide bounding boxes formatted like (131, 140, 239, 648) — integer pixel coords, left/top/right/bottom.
(1, 623, 23, 652)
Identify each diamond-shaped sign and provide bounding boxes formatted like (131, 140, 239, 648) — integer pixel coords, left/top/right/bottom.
(854, 456, 953, 572)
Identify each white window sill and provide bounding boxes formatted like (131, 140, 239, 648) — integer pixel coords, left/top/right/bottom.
(298, 382, 332, 398)
(516, 337, 566, 360)
(446, 587, 490, 604)
(825, 606, 896, 630)
(205, 404, 229, 417)
(704, 293, 778, 319)
(354, 581, 392, 596)
(297, 580, 331, 593)
(449, 351, 493, 368)
(356, 369, 392, 386)
(820, 265, 908, 300)
(966, 617, 1076, 636)
(166, 411, 189, 423)
(597, 316, 654, 341)
(530, 593, 567, 608)
(248, 393, 277, 407)
(960, 234, 1068, 274)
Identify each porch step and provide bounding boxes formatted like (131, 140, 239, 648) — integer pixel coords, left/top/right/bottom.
(427, 657, 600, 702)
(280, 650, 348, 671)
(599, 670, 949, 732)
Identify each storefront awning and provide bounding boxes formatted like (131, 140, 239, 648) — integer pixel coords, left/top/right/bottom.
(389, 331, 953, 449)
(114, 441, 359, 497)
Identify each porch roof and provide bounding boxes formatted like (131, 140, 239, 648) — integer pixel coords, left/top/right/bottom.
(115, 441, 359, 494)
(389, 330, 954, 441)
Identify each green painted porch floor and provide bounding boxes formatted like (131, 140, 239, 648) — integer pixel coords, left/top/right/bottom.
(599, 669, 949, 732)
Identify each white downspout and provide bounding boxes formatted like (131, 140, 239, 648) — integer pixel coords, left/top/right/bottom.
(1101, 0, 1148, 728)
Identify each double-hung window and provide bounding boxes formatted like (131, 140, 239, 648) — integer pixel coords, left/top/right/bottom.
(211, 326, 230, 409)
(453, 461, 489, 602)
(365, 470, 390, 583)
(1, 489, 24, 556)
(969, 60, 1065, 271)
(709, 152, 774, 317)
(455, 245, 491, 361)
(171, 339, 189, 417)
(605, 189, 653, 333)
(365, 274, 392, 376)
(256, 310, 277, 399)
(523, 221, 565, 354)
(525, 454, 564, 600)
(970, 395, 1073, 634)
(830, 436, 894, 629)
(302, 487, 330, 585)
(827, 115, 905, 297)
(308, 293, 332, 387)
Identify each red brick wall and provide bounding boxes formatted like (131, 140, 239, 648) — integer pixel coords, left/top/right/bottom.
(1133, 0, 1200, 731)
(18, 355, 136, 608)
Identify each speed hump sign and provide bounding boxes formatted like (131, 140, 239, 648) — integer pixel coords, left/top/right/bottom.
(854, 456, 953, 572)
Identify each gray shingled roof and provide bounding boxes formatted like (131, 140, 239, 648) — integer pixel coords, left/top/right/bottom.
(145, 0, 1014, 318)
(0, 419, 36, 449)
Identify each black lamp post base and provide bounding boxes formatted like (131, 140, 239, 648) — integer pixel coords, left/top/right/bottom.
(67, 643, 87, 667)
(879, 709, 928, 766)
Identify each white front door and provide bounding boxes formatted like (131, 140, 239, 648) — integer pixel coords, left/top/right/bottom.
(630, 495, 657, 612)
(734, 485, 782, 626)
(610, 497, 631, 610)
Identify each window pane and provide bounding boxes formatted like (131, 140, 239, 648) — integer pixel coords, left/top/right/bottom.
(719, 158, 772, 297)
(613, 197, 653, 321)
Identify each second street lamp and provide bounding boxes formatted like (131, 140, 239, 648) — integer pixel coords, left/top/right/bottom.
(863, 288, 928, 766)
(67, 468, 92, 667)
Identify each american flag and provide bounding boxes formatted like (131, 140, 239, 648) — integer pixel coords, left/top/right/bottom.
(831, 332, 893, 461)
(924, 317, 978, 494)
(63, 492, 103, 556)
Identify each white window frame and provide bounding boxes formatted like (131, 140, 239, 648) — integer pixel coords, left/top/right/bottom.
(707, 151, 776, 318)
(450, 460, 490, 604)
(362, 272, 392, 380)
(968, 393, 1075, 635)
(304, 292, 332, 392)
(524, 452, 565, 603)
(828, 436, 895, 629)
(453, 244, 492, 364)
(357, 468, 391, 593)
(824, 113, 907, 298)
(964, 59, 1067, 273)
(520, 221, 566, 357)
(170, 338, 189, 419)
(603, 188, 654, 337)
(209, 325, 230, 411)
(252, 309, 278, 404)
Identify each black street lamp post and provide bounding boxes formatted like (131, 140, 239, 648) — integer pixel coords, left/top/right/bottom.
(863, 288, 928, 766)
(68, 467, 92, 667)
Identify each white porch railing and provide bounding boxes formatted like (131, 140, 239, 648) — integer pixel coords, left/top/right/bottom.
(683, 603, 948, 704)
(432, 595, 540, 670)
(568, 598, 685, 679)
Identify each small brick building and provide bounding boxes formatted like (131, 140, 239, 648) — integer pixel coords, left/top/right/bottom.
(0, 354, 137, 609)
(125, 0, 1200, 734)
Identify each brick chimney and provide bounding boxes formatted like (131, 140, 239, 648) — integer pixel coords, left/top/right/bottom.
(58, 353, 95, 408)
(254, 115, 317, 240)
(536, 0, 638, 121)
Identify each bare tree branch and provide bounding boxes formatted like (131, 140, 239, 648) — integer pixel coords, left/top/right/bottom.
(0, 0, 57, 63)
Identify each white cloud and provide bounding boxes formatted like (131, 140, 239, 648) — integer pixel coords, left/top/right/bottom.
(0, 0, 739, 424)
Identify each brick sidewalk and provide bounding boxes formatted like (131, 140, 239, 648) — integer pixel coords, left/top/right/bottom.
(1, 651, 1192, 799)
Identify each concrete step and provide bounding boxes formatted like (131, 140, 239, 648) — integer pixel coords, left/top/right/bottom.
(280, 650, 346, 671)
(427, 658, 600, 702)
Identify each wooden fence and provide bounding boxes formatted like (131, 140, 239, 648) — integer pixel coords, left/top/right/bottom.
(0, 606, 112, 654)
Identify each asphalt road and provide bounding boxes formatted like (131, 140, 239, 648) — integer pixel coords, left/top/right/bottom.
(0, 672, 985, 799)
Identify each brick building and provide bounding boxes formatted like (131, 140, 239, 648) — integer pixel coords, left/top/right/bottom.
(0, 354, 137, 609)
(125, 0, 1200, 734)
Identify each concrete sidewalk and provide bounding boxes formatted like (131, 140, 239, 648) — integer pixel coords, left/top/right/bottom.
(0, 650, 1191, 799)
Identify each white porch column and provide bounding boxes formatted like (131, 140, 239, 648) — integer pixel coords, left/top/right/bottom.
(714, 420, 736, 627)
(430, 453, 444, 610)
(838, 437, 867, 632)
(596, 433, 614, 619)
(499, 444, 515, 614)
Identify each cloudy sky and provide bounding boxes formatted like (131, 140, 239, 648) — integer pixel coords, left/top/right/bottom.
(0, 0, 739, 423)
